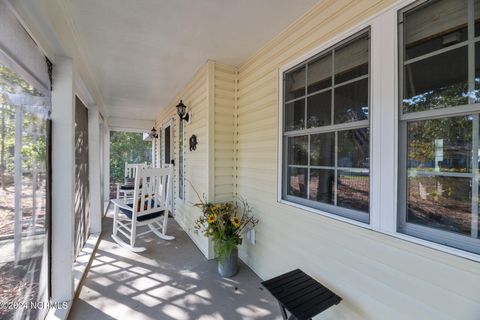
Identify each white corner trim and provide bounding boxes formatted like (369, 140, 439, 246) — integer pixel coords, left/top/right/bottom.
(51, 56, 75, 303)
(46, 233, 101, 320)
(73, 234, 101, 293)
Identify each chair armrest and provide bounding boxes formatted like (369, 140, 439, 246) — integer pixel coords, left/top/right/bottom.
(111, 199, 133, 211)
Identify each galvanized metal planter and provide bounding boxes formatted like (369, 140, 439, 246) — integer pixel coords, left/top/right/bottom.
(217, 246, 238, 277)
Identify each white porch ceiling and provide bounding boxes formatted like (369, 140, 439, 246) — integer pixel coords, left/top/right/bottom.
(69, 0, 319, 120)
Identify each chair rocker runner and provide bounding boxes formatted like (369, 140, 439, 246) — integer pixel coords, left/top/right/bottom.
(116, 162, 147, 200)
(111, 167, 175, 252)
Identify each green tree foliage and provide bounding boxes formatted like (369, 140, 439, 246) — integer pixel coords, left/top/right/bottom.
(0, 64, 48, 189)
(110, 131, 151, 183)
(407, 116, 471, 173)
(403, 83, 469, 113)
(0, 64, 41, 96)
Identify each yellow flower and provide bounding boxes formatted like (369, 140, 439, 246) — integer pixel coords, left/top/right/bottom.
(207, 214, 217, 224)
(231, 216, 241, 228)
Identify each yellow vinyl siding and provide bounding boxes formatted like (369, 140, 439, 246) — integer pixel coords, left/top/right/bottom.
(234, 0, 480, 319)
(155, 61, 237, 258)
(214, 62, 236, 202)
(155, 64, 209, 257)
(153, 0, 480, 318)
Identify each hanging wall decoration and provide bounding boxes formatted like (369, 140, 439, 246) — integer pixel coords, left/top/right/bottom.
(189, 134, 198, 151)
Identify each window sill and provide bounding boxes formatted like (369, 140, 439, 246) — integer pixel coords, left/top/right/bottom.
(386, 231, 480, 264)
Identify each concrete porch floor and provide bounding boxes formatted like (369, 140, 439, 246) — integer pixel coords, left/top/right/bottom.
(68, 208, 282, 320)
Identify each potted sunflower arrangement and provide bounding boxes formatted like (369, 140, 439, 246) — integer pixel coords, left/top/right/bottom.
(193, 196, 258, 277)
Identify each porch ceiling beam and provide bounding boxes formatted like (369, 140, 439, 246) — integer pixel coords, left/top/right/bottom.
(108, 117, 154, 133)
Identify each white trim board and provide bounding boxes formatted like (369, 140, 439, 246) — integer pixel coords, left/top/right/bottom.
(46, 233, 101, 320)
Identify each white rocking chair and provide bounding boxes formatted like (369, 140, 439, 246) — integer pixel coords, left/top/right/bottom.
(111, 167, 175, 252)
(116, 162, 147, 200)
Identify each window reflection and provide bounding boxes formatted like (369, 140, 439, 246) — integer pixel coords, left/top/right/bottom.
(334, 78, 369, 124)
(407, 117, 472, 173)
(307, 91, 331, 128)
(403, 47, 469, 113)
(399, 0, 480, 254)
(475, 42, 480, 102)
(407, 176, 471, 235)
(476, 0, 480, 37)
(287, 136, 308, 165)
(404, 0, 468, 60)
(285, 66, 306, 101)
(307, 54, 331, 93)
(309, 169, 334, 204)
(334, 34, 369, 84)
(310, 132, 334, 167)
(288, 167, 307, 198)
(338, 128, 369, 168)
(285, 99, 305, 131)
(337, 171, 369, 212)
(0, 64, 50, 320)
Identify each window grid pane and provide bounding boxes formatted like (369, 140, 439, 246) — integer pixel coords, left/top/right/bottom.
(399, 0, 480, 254)
(400, 0, 480, 116)
(283, 29, 370, 222)
(284, 127, 370, 214)
(337, 170, 370, 212)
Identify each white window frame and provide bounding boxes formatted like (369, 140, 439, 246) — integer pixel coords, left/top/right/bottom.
(280, 29, 371, 224)
(277, 0, 480, 262)
(397, 0, 480, 255)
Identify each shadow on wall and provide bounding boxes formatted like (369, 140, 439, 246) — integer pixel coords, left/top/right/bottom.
(75, 97, 90, 258)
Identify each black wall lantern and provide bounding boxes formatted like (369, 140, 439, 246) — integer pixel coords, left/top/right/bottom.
(176, 100, 190, 122)
(150, 127, 158, 139)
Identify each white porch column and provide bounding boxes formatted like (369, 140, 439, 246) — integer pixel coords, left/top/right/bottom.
(103, 125, 110, 204)
(88, 106, 101, 233)
(51, 56, 74, 302)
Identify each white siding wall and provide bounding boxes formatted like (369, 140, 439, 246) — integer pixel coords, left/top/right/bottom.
(235, 0, 480, 319)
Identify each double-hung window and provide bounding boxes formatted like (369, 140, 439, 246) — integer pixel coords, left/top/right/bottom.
(398, 0, 480, 254)
(281, 30, 371, 223)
